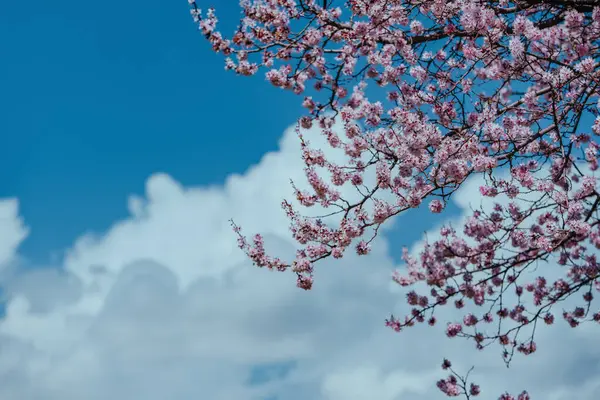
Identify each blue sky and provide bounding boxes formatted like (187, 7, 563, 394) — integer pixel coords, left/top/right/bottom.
(0, 0, 304, 262)
(0, 0, 455, 266)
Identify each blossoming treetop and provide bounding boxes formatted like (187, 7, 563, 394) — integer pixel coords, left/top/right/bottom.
(190, 1, 600, 398)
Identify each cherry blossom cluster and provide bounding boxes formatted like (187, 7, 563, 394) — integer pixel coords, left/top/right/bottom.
(192, 0, 600, 398)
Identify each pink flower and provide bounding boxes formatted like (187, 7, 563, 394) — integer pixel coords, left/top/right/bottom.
(470, 383, 481, 396)
(517, 391, 531, 400)
(446, 323, 462, 338)
(441, 358, 452, 369)
(429, 199, 444, 213)
(463, 313, 478, 326)
(410, 20, 425, 35)
(356, 240, 371, 255)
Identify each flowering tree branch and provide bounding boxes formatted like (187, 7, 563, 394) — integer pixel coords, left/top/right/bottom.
(191, 0, 600, 398)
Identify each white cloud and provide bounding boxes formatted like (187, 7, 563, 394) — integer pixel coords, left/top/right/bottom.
(0, 198, 28, 268)
(0, 122, 598, 400)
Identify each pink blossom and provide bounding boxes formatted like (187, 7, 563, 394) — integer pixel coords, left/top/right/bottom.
(463, 314, 478, 326)
(429, 199, 444, 213)
(356, 240, 371, 255)
(470, 383, 481, 396)
(446, 323, 463, 338)
(442, 358, 452, 370)
(410, 20, 425, 35)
